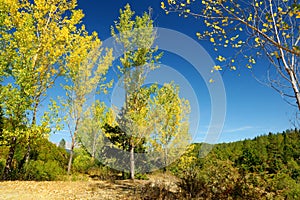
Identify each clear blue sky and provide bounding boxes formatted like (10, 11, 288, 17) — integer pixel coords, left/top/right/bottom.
(50, 0, 296, 144)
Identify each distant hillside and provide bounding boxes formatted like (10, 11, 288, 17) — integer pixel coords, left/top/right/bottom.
(168, 129, 300, 199)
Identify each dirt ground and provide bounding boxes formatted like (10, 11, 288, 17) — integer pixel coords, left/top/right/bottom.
(0, 180, 143, 200)
(0, 174, 179, 200)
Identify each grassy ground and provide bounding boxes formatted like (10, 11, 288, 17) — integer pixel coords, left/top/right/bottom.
(0, 173, 179, 200)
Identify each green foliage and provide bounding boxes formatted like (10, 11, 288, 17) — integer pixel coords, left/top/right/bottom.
(24, 160, 65, 181)
(133, 173, 149, 180)
(73, 155, 94, 174)
(111, 4, 164, 180)
(179, 160, 239, 199)
(77, 101, 112, 159)
(0, 137, 68, 180)
(174, 129, 300, 198)
(150, 82, 191, 169)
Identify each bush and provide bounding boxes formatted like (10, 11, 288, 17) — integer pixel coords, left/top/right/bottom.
(72, 154, 94, 173)
(178, 160, 239, 199)
(178, 165, 206, 199)
(135, 173, 149, 180)
(24, 160, 65, 181)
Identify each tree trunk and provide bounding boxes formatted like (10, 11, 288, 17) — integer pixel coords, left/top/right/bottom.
(163, 147, 168, 173)
(2, 136, 17, 180)
(18, 143, 30, 171)
(287, 69, 300, 110)
(20, 104, 38, 171)
(92, 128, 96, 159)
(67, 138, 75, 174)
(130, 146, 135, 180)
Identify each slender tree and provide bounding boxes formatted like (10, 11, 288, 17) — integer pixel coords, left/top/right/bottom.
(150, 82, 191, 171)
(57, 29, 113, 174)
(111, 4, 162, 179)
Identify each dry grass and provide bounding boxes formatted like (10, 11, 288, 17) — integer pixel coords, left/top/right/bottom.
(0, 173, 180, 200)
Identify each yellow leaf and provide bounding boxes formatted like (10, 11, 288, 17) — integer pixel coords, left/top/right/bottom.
(213, 65, 222, 70)
(215, 9, 221, 14)
(161, 2, 166, 9)
(216, 55, 226, 62)
(209, 78, 214, 83)
(231, 66, 236, 70)
(210, 37, 215, 43)
(247, 14, 252, 22)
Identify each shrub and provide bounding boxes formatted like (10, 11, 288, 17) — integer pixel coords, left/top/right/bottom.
(24, 160, 65, 181)
(178, 160, 239, 199)
(72, 154, 94, 173)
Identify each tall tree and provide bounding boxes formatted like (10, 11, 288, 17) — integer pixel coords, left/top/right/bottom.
(57, 29, 113, 174)
(111, 4, 162, 179)
(162, 0, 300, 110)
(0, 0, 86, 179)
(150, 82, 191, 171)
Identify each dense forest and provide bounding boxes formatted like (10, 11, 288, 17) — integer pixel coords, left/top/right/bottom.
(1, 128, 300, 199)
(170, 129, 300, 199)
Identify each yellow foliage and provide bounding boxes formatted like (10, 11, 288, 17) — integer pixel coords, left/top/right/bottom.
(213, 65, 222, 70)
(216, 55, 226, 62)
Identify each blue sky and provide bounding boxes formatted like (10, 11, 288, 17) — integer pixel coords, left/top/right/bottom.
(51, 0, 296, 144)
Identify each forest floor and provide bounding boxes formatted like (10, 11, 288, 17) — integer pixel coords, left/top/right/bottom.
(0, 173, 179, 200)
